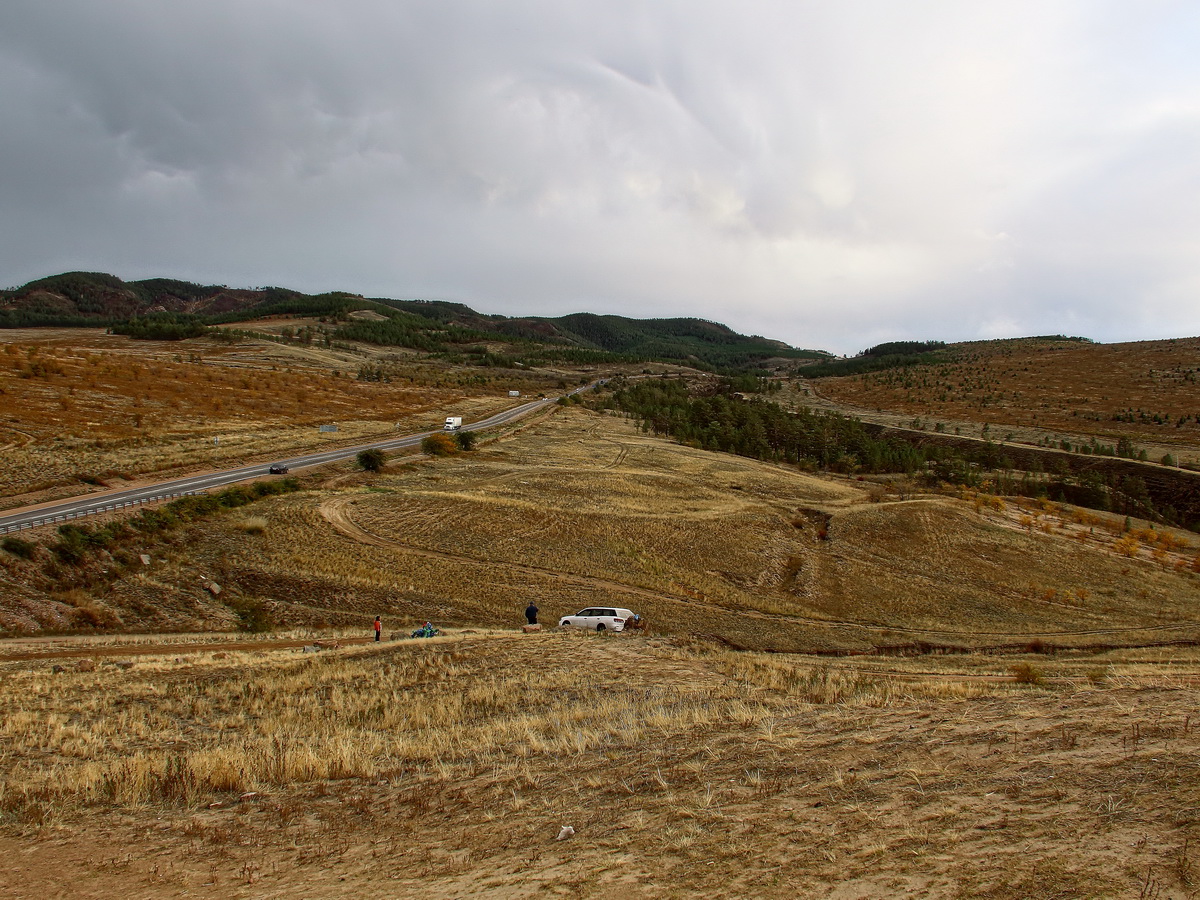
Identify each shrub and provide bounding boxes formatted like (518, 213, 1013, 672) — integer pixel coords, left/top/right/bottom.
(237, 517, 268, 535)
(1, 537, 35, 559)
(454, 430, 477, 451)
(356, 448, 387, 472)
(133, 507, 180, 534)
(421, 433, 458, 456)
(1114, 535, 1141, 558)
(72, 602, 122, 629)
(54, 589, 121, 628)
(1010, 662, 1044, 685)
(224, 596, 274, 632)
(217, 485, 254, 508)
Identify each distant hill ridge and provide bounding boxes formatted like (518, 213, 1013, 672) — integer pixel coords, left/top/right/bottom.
(0, 271, 827, 371)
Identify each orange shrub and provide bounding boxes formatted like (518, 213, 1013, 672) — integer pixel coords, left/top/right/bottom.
(1114, 536, 1141, 558)
(421, 433, 458, 456)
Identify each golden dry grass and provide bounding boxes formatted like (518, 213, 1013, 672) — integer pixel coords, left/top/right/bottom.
(3, 633, 1200, 898)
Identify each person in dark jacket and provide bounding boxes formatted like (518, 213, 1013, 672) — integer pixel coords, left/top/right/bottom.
(525, 602, 539, 625)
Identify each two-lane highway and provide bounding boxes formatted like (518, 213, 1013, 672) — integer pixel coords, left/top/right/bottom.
(0, 394, 566, 534)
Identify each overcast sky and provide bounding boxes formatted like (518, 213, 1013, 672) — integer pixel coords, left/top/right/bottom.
(2, 1, 1198, 354)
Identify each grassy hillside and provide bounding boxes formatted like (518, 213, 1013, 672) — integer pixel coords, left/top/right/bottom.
(5, 405, 1198, 647)
(0, 327, 534, 503)
(798, 336, 1200, 467)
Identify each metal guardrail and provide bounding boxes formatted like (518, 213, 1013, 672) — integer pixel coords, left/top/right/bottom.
(1, 491, 207, 534)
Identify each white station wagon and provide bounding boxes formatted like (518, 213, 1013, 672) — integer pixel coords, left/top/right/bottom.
(558, 607, 635, 632)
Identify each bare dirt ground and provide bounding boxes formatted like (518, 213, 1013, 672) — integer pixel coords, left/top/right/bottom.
(3, 633, 1200, 899)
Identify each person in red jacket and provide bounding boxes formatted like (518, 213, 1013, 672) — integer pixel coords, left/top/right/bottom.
(373, 615, 382, 642)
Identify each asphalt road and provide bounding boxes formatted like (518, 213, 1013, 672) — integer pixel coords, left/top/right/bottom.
(0, 393, 572, 534)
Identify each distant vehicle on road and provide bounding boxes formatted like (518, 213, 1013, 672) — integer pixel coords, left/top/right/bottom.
(268, 464, 289, 474)
(558, 607, 636, 632)
(443, 416, 463, 431)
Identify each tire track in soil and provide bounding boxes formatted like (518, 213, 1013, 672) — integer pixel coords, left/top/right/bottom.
(318, 496, 1200, 643)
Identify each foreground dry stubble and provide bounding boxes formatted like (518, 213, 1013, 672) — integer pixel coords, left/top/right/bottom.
(2, 633, 1200, 899)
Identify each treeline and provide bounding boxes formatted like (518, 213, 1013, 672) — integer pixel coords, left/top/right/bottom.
(593, 378, 944, 473)
(798, 340, 947, 379)
(0, 309, 117, 329)
(111, 314, 209, 341)
(333, 313, 493, 351)
(444, 343, 640, 369)
(204, 290, 366, 324)
(592, 378, 1187, 526)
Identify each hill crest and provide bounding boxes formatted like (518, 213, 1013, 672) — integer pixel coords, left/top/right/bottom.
(0, 271, 823, 369)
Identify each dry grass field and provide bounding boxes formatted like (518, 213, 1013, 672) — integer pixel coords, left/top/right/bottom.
(3, 632, 1200, 898)
(5, 384, 1200, 895)
(0, 326, 562, 506)
(803, 337, 1200, 466)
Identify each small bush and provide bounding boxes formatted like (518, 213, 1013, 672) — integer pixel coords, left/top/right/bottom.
(1, 537, 35, 559)
(357, 448, 387, 472)
(421, 433, 458, 457)
(1010, 662, 1044, 685)
(72, 602, 122, 629)
(225, 596, 274, 632)
(454, 430, 476, 451)
(238, 517, 268, 535)
(1114, 535, 1141, 558)
(54, 589, 121, 629)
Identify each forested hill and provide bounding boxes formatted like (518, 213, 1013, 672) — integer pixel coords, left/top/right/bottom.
(0, 271, 827, 370)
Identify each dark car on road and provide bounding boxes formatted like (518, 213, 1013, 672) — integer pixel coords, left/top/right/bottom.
(268, 464, 289, 474)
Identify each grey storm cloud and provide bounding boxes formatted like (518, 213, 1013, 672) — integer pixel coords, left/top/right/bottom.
(2, 0, 1199, 353)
